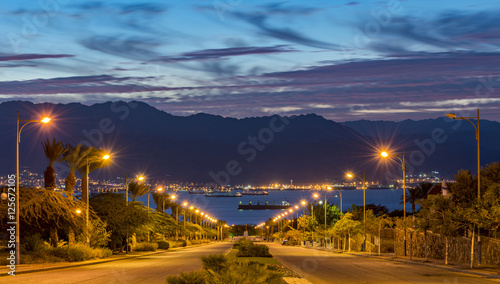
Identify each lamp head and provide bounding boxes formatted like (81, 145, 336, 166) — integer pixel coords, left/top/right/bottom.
(137, 176, 144, 181)
(446, 113, 457, 119)
(41, 117, 51, 124)
(102, 154, 110, 160)
(313, 193, 319, 198)
(157, 187, 163, 192)
(346, 173, 353, 178)
(76, 209, 82, 214)
(183, 202, 188, 206)
(381, 151, 389, 158)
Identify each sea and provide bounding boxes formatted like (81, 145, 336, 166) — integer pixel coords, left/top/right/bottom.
(133, 188, 406, 225)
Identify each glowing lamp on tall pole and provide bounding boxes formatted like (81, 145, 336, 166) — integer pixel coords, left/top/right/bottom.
(15, 113, 51, 265)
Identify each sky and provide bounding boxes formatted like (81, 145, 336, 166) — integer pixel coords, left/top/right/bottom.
(1, 0, 500, 121)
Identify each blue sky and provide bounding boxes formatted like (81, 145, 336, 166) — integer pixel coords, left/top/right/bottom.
(1, 0, 500, 121)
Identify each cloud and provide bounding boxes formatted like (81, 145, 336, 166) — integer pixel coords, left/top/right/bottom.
(80, 36, 161, 61)
(365, 10, 500, 54)
(0, 54, 74, 62)
(232, 12, 339, 49)
(155, 45, 294, 63)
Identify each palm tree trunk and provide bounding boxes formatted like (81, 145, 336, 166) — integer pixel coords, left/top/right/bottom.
(44, 165, 56, 189)
(65, 172, 76, 246)
(50, 228, 58, 247)
(445, 236, 449, 265)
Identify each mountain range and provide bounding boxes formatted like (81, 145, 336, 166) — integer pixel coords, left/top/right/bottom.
(1, 101, 499, 185)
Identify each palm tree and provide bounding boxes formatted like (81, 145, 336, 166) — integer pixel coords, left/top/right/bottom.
(128, 181, 150, 202)
(403, 182, 435, 213)
(152, 192, 173, 212)
(77, 147, 111, 209)
(61, 144, 92, 246)
(62, 144, 92, 200)
(42, 138, 67, 189)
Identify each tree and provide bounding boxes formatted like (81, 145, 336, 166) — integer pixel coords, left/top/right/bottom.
(41, 138, 67, 189)
(403, 182, 433, 213)
(451, 170, 477, 205)
(152, 192, 173, 212)
(332, 213, 362, 251)
(0, 188, 86, 247)
(61, 144, 92, 200)
(89, 193, 149, 251)
(128, 181, 150, 202)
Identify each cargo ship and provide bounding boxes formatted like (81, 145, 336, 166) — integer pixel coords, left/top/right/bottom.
(241, 191, 269, 195)
(205, 192, 242, 197)
(238, 200, 291, 210)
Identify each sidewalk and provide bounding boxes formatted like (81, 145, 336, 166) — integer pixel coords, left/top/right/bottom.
(1, 244, 208, 277)
(306, 245, 500, 279)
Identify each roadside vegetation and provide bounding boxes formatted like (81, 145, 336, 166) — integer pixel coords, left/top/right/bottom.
(166, 240, 287, 284)
(0, 140, 227, 264)
(258, 162, 500, 267)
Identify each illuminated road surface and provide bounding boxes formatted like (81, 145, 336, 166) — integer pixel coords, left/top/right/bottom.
(267, 243, 500, 284)
(2, 243, 232, 284)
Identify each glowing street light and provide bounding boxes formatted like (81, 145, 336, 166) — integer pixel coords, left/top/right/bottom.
(15, 112, 51, 265)
(124, 173, 143, 253)
(347, 171, 367, 251)
(446, 109, 481, 265)
(381, 150, 407, 256)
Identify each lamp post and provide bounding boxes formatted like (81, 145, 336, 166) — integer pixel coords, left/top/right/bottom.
(294, 205, 299, 229)
(446, 109, 481, 264)
(314, 190, 336, 249)
(15, 113, 50, 264)
(347, 172, 366, 251)
(381, 150, 407, 256)
(124, 175, 144, 253)
(85, 153, 110, 247)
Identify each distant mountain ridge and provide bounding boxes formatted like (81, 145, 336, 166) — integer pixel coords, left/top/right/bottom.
(1, 101, 499, 184)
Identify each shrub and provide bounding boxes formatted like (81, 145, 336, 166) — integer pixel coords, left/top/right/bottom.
(201, 254, 228, 274)
(206, 262, 282, 284)
(232, 238, 253, 250)
(21, 233, 47, 254)
(237, 243, 272, 257)
(49, 244, 112, 262)
(283, 240, 300, 246)
(166, 270, 207, 284)
(157, 241, 170, 250)
(176, 240, 187, 247)
(133, 242, 158, 251)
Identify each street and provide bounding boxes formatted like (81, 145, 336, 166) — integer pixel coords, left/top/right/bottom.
(1, 243, 232, 284)
(268, 243, 500, 284)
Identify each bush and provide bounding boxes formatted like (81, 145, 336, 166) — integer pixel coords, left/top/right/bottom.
(206, 262, 282, 284)
(133, 242, 158, 251)
(157, 241, 170, 250)
(232, 238, 253, 250)
(201, 254, 228, 274)
(236, 242, 272, 257)
(176, 240, 187, 247)
(283, 240, 300, 246)
(49, 244, 112, 262)
(166, 270, 207, 284)
(21, 233, 46, 254)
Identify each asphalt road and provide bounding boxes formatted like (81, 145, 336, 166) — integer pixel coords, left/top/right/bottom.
(1, 242, 232, 284)
(268, 243, 500, 284)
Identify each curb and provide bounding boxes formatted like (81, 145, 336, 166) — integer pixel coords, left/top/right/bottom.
(0, 243, 212, 277)
(308, 247, 500, 280)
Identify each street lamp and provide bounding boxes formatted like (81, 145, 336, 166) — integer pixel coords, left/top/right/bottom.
(381, 150, 407, 256)
(124, 175, 144, 253)
(347, 172, 367, 251)
(15, 112, 51, 264)
(314, 189, 336, 249)
(446, 109, 481, 264)
(85, 153, 110, 246)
